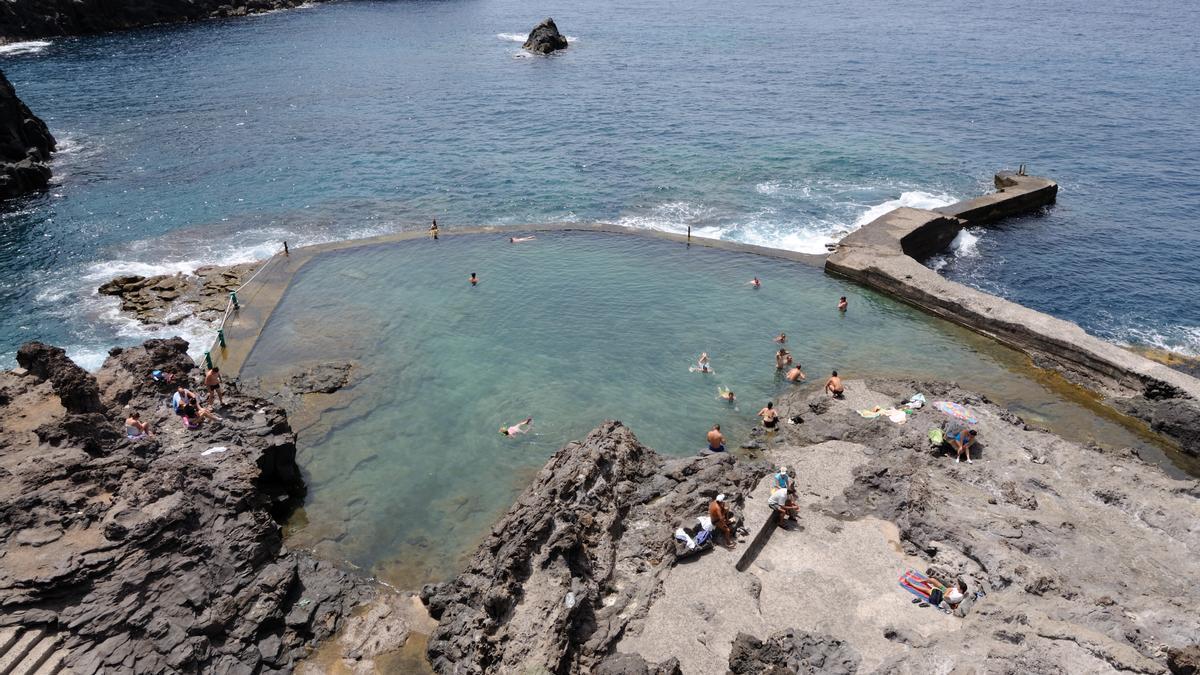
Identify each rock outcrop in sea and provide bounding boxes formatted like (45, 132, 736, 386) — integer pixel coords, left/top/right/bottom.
(0, 338, 381, 672)
(98, 262, 260, 328)
(0, 0, 323, 40)
(523, 17, 569, 55)
(0, 69, 55, 201)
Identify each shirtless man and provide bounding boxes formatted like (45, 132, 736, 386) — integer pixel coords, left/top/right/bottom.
(469, 272, 478, 286)
(775, 348, 792, 370)
(500, 417, 533, 436)
(825, 370, 845, 398)
(838, 296, 848, 312)
(708, 494, 735, 549)
(758, 401, 779, 431)
(786, 363, 806, 382)
(706, 424, 725, 452)
(204, 366, 225, 407)
(773, 332, 787, 344)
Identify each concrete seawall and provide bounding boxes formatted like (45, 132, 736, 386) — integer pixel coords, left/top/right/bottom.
(826, 173, 1200, 455)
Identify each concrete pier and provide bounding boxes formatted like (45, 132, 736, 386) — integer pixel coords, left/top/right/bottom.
(826, 173, 1200, 455)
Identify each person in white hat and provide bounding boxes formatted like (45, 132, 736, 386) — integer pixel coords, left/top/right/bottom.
(708, 493, 735, 549)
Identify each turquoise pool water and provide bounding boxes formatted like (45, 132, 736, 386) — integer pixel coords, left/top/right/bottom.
(241, 232, 1187, 587)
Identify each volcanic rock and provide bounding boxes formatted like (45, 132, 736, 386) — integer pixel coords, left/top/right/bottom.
(0, 69, 55, 200)
(523, 17, 569, 55)
(98, 261, 259, 327)
(0, 338, 383, 673)
(421, 421, 769, 674)
(727, 629, 861, 674)
(0, 0, 326, 40)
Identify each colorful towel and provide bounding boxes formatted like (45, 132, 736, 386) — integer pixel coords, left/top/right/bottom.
(858, 407, 884, 419)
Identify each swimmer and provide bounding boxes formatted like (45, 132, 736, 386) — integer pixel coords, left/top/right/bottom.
(773, 332, 787, 344)
(775, 348, 793, 370)
(825, 370, 845, 398)
(696, 352, 712, 373)
(786, 363, 806, 382)
(838, 296, 848, 312)
(749, 276, 761, 289)
(469, 272, 478, 286)
(510, 236, 536, 243)
(758, 401, 779, 430)
(718, 387, 736, 402)
(500, 417, 533, 436)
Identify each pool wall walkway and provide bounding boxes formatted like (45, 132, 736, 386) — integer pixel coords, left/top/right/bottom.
(825, 173, 1200, 455)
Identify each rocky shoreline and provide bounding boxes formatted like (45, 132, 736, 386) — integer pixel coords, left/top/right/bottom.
(0, 338, 413, 673)
(0, 69, 56, 201)
(421, 379, 1200, 674)
(98, 262, 260, 328)
(0, 0, 328, 41)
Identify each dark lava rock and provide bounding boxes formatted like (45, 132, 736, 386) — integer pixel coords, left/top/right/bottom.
(0, 0, 326, 40)
(523, 17, 569, 55)
(422, 421, 768, 674)
(0, 69, 55, 200)
(594, 652, 682, 675)
(1169, 645, 1200, 675)
(727, 629, 861, 674)
(0, 338, 371, 673)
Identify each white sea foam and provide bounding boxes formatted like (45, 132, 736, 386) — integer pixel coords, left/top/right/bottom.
(0, 41, 51, 56)
(614, 201, 730, 240)
(1111, 324, 1200, 358)
(949, 227, 983, 258)
(497, 33, 527, 42)
(849, 190, 957, 229)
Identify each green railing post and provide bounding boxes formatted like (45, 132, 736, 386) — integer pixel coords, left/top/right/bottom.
(217, 328, 226, 348)
(204, 351, 213, 369)
(229, 291, 239, 309)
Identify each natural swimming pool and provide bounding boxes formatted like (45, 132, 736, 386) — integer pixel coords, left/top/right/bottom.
(240, 231, 1190, 588)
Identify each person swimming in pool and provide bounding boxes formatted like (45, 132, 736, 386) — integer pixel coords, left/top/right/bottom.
(697, 352, 711, 373)
(838, 296, 848, 312)
(469, 272, 478, 286)
(501, 417, 533, 436)
(718, 387, 736, 402)
(510, 236, 536, 243)
(786, 363, 806, 382)
(750, 276, 761, 289)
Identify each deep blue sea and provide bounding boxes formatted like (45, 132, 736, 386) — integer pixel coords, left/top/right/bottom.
(2, 0, 1198, 368)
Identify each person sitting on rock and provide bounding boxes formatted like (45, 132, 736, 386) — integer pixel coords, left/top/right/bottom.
(125, 411, 153, 439)
(173, 386, 222, 428)
(708, 494, 735, 549)
(706, 424, 725, 452)
(946, 423, 978, 464)
(768, 487, 799, 525)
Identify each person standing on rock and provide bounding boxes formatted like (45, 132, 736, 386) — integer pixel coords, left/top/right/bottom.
(825, 371, 845, 398)
(204, 366, 225, 407)
(708, 494, 735, 549)
(706, 424, 725, 452)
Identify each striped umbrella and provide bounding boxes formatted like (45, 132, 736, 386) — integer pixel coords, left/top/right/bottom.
(933, 401, 978, 424)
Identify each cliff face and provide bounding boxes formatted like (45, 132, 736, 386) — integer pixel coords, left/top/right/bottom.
(0, 0, 323, 40)
(0, 69, 55, 201)
(0, 338, 372, 673)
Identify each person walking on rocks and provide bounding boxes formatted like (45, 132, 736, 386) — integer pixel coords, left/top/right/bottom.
(205, 366, 225, 407)
(706, 424, 726, 452)
(709, 494, 735, 549)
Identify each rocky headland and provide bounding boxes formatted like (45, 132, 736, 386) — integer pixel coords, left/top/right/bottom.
(523, 18, 569, 55)
(0, 69, 56, 201)
(0, 0, 326, 41)
(423, 380, 1200, 673)
(0, 338, 413, 673)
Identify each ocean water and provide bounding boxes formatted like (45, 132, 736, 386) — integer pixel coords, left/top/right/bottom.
(240, 232, 1192, 587)
(2, 0, 1198, 368)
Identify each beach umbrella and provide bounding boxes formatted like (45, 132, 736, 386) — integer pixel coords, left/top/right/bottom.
(933, 401, 978, 425)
